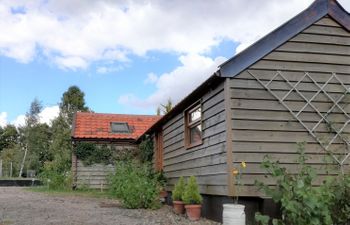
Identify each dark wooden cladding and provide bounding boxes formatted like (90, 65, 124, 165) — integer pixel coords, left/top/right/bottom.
(161, 82, 228, 196)
(229, 16, 350, 196)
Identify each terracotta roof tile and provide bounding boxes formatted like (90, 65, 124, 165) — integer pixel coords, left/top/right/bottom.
(72, 112, 161, 140)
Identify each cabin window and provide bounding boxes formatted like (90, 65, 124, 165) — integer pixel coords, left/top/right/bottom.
(185, 103, 202, 148)
(111, 122, 131, 133)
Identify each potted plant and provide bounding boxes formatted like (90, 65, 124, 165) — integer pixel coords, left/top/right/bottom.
(222, 161, 246, 225)
(172, 176, 186, 214)
(182, 176, 203, 221)
(156, 170, 168, 201)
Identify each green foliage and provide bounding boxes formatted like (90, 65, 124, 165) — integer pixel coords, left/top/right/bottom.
(255, 144, 349, 225)
(0, 125, 18, 152)
(0, 145, 22, 177)
(182, 176, 202, 205)
(108, 161, 161, 209)
(60, 85, 89, 125)
(40, 160, 72, 190)
(172, 176, 185, 201)
(154, 170, 167, 188)
(75, 143, 113, 165)
(324, 175, 350, 225)
(139, 136, 154, 163)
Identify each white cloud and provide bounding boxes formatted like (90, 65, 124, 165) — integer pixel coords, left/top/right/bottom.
(144, 73, 158, 84)
(0, 112, 8, 127)
(2, 0, 349, 70)
(118, 54, 227, 109)
(39, 105, 59, 125)
(96, 66, 123, 74)
(9, 105, 59, 128)
(12, 114, 26, 127)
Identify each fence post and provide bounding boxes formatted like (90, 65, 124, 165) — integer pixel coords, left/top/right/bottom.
(10, 162, 13, 177)
(0, 160, 2, 177)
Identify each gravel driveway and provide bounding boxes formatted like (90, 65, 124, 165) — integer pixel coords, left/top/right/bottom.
(0, 187, 219, 225)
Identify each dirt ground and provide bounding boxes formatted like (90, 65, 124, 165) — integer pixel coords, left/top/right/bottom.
(0, 187, 220, 225)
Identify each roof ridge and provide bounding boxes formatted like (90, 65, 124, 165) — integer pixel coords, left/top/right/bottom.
(76, 111, 161, 117)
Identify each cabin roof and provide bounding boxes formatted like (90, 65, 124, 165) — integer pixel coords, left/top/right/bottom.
(72, 112, 161, 141)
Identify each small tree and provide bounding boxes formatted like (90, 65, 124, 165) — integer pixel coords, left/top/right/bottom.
(173, 176, 186, 201)
(182, 176, 202, 205)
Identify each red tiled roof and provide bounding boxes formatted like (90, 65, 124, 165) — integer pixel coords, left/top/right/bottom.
(72, 112, 161, 140)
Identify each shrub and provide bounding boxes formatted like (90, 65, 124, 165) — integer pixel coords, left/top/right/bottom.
(182, 176, 202, 205)
(40, 161, 72, 190)
(139, 136, 154, 163)
(75, 143, 113, 165)
(254, 144, 350, 225)
(172, 176, 185, 201)
(108, 160, 160, 209)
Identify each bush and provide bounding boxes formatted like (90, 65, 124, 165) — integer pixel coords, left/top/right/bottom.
(182, 176, 202, 205)
(172, 176, 185, 201)
(255, 144, 349, 225)
(75, 143, 113, 165)
(40, 160, 72, 190)
(139, 136, 154, 163)
(108, 161, 160, 209)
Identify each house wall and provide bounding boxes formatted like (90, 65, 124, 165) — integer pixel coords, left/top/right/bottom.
(229, 16, 350, 196)
(161, 81, 230, 196)
(73, 142, 138, 189)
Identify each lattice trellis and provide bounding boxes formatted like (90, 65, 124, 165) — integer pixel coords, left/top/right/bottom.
(248, 70, 350, 170)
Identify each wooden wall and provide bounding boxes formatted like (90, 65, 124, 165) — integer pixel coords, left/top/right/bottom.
(229, 16, 350, 196)
(162, 82, 229, 196)
(73, 142, 138, 189)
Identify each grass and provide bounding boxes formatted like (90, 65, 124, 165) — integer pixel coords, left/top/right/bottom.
(27, 186, 112, 199)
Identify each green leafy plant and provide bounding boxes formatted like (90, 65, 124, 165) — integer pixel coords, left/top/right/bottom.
(139, 136, 154, 163)
(75, 143, 113, 165)
(40, 160, 72, 190)
(255, 144, 345, 225)
(108, 160, 160, 209)
(182, 176, 202, 205)
(172, 176, 186, 201)
(155, 170, 167, 188)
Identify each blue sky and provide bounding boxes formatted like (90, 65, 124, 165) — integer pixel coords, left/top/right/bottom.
(0, 0, 349, 127)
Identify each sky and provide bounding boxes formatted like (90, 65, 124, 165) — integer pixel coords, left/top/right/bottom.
(0, 0, 349, 127)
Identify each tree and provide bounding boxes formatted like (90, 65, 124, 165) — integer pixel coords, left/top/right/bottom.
(0, 125, 18, 152)
(59, 86, 89, 126)
(25, 98, 42, 127)
(157, 98, 173, 115)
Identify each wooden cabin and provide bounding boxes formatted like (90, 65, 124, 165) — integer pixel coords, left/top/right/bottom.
(71, 112, 160, 189)
(141, 0, 350, 222)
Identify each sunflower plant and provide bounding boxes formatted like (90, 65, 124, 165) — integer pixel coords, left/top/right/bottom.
(232, 161, 246, 204)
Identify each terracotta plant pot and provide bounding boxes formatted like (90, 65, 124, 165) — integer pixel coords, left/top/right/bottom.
(173, 200, 185, 214)
(185, 204, 202, 221)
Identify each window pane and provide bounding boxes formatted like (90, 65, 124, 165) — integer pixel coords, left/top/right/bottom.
(190, 124, 202, 144)
(111, 122, 130, 133)
(189, 107, 201, 123)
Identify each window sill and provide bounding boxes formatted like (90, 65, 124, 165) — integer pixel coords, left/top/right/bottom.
(186, 141, 203, 150)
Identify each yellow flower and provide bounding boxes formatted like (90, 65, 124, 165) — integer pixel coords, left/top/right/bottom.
(241, 161, 247, 168)
(232, 168, 239, 176)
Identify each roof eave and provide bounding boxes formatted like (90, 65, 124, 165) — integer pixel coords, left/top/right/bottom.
(219, 0, 349, 78)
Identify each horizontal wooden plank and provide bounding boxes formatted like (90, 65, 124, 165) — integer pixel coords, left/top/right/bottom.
(202, 90, 224, 112)
(277, 42, 350, 56)
(314, 17, 342, 27)
(165, 163, 227, 178)
(234, 152, 349, 165)
(303, 25, 350, 37)
(164, 152, 226, 172)
(231, 119, 350, 133)
(202, 100, 225, 120)
(290, 33, 350, 46)
(232, 141, 347, 154)
(231, 98, 350, 113)
(235, 70, 350, 84)
(163, 118, 184, 139)
(164, 141, 225, 160)
(202, 82, 224, 103)
(231, 77, 350, 93)
(166, 184, 228, 196)
(163, 132, 184, 149)
(164, 143, 226, 168)
(163, 138, 184, 154)
(202, 110, 225, 130)
(163, 114, 184, 137)
(264, 51, 350, 65)
(251, 60, 350, 74)
(77, 171, 112, 176)
(167, 174, 227, 186)
(231, 88, 348, 103)
(232, 109, 348, 123)
(163, 113, 183, 132)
